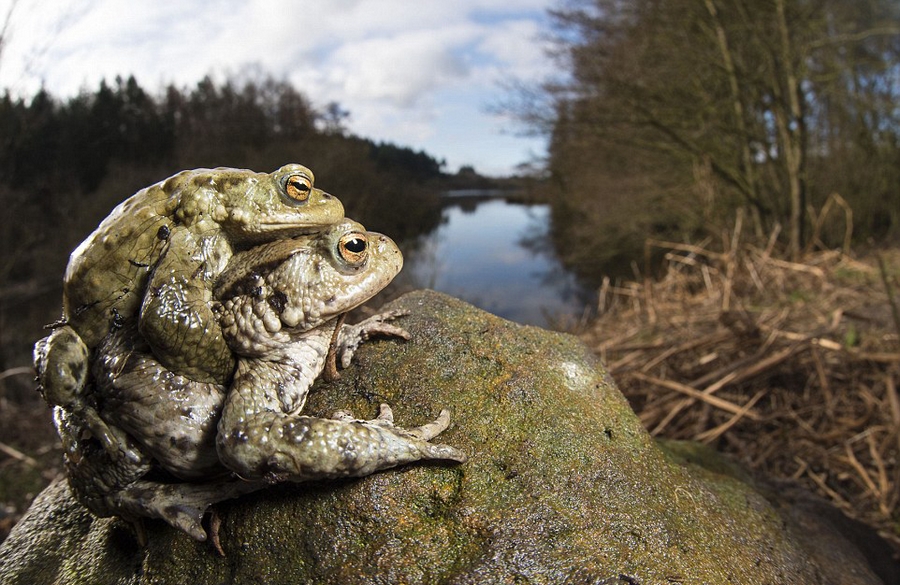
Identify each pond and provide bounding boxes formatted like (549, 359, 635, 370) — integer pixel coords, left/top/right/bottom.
(399, 195, 596, 329)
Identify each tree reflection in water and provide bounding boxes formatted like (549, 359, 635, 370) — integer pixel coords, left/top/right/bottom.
(399, 197, 596, 329)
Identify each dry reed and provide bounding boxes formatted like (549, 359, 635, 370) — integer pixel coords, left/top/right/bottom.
(583, 227, 900, 549)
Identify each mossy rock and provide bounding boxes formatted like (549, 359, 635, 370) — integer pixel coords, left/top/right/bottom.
(0, 290, 890, 584)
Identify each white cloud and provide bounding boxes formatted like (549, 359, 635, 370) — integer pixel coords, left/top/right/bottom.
(319, 26, 474, 106)
(0, 0, 553, 175)
(476, 18, 554, 80)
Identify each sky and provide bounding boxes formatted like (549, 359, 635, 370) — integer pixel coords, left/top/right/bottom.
(0, 0, 557, 176)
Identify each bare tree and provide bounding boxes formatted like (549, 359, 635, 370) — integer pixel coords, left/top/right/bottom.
(531, 0, 900, 258)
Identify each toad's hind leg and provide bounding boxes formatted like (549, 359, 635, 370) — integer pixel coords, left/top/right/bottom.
(35, 327, 141, 464)
(217, 406, 466, 482)
(56, 406, 265, 542)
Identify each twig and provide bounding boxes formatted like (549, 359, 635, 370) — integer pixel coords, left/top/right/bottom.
(722, 209, 744, 312)
(700, 343, 804, 395)
(805, 468, 853, 511)
(598, 276, 611, 315)
(762, 223, 782, 259)
(0, 441, 39, 468)
(886, 372, 900, 456)
(609, 350, 650, 373)
(640, 331, 731, 373)
(760, 255, 826, 278)
(843, 443, 879, 497)
(645, 238, 726, 262)
(805, 193, 853, 256)
(0, 365, 34, 383)
(697, 389, 766, 443)
(724, 343, 804, 384)
(866, 433, 891, 516)
(875, 251, 900, 352)
(630, 372, 761, 420)
(643, 241, 656, 325)
(647, 399, 687, 435)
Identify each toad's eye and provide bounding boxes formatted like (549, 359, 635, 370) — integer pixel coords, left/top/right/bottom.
(339, 232, 368, 265)
(285, 175, 312, 202)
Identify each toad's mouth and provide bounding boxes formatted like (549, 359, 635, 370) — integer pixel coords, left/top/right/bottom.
(238, 220, 339, 242)
(257, 219, 335, 231)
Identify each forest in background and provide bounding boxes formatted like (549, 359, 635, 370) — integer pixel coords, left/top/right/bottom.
(0, 73, 493, 378)
(520, 0, 900, 285)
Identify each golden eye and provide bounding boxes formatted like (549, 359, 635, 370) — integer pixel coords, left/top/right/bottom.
(339, 232, 368, 265)
(285, 174, 312, 202)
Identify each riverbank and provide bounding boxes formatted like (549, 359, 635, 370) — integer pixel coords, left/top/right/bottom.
(581, 232, 900, 550)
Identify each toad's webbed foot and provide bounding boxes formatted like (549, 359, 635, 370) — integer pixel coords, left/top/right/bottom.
(34, 326, 88, 409)
(81, 408, 144, 464)
(80, 444, 269, 543)
(56, 405, 264, 543)
(338, 310, 410, 369)
(331, 403, 454, 442)
(107, 478, 267, 541)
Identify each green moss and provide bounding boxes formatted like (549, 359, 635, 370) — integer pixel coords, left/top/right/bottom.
(0, 291, 884, 584)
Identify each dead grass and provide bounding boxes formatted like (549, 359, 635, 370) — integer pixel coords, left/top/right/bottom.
(583, 221, 900, 550)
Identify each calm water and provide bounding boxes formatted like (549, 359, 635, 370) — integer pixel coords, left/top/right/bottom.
(400, 197, 595, 328)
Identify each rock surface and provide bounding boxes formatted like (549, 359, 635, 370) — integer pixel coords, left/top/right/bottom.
(0, 290, 889, 584)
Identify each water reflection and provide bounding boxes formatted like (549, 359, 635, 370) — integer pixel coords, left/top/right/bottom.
(399, 197, 596, 328)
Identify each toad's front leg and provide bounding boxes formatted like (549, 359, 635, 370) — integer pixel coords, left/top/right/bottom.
(337, 309, 410, 369)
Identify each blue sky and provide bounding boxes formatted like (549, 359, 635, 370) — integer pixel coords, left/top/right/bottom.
(0, 0, 557, 176)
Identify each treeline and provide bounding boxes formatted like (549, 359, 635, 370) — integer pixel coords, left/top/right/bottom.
(527, 0, 900, 281)
(0, 74, 447, 288)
